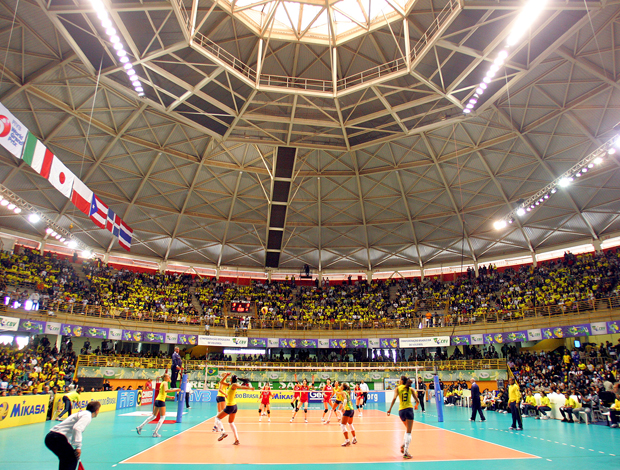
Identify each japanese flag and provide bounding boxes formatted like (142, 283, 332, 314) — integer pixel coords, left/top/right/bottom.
(47, 155, 75, 198)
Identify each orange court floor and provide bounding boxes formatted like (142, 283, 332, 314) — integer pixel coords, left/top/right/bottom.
(124, 409, 536, 465)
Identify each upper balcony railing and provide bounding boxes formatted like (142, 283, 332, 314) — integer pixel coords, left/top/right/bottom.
(171, 0, 460, 97)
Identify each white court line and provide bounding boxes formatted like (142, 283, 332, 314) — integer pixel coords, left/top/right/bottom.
(188, 429, 443, 433)
(119, 411, 186, 417)
(375, 410, 541, 460)
(119, 414, 217, 464)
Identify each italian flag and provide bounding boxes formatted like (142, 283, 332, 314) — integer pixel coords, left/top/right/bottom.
(22, 132, 54, 178)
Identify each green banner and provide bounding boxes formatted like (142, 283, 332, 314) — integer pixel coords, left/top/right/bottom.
(79, 366, 506, 384)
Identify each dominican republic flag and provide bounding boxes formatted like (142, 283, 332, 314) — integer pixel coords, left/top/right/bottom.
(106, 209, 121, 237)
(70, 178, 93, 216)
(118, 220, 133, 251)
(47, 155, 76, 198)
(89, 195, 108, 229)
(22, 132, 54, 177)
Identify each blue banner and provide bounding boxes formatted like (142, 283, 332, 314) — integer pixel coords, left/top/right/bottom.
(117, 390, 140, 409)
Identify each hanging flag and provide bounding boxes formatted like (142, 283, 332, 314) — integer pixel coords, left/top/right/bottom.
(89, 195, 108, 229)
(70, 178, 94, 216)
(47, 155, 76, 198)
(0, 101, 28, 159)
(106, 209, 121, 237)
(118, 220, 133, 251)
(21, 132, 54, 177)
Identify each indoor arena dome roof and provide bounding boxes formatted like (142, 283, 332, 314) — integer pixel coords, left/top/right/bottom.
(1, 0, 620, 274)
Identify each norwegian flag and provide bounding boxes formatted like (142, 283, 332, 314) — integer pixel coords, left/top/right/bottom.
(89, 195, 108, 229)
(106, 209, 121, 237)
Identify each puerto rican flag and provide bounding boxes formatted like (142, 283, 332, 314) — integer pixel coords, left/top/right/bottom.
(106, 209, 121, 237)
(118, 220, 133, 251)
(89, 195, 108, 229)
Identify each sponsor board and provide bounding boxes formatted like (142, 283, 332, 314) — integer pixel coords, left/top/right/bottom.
(590, 322, 608, 335)
(45, 322, 61, 335)
(233, 390, 296, 403)
(451, 335, 470, 346)
(379, 338, 399, 349)
(0, 315, 19, 332)
(318, 338, 330, 349)
(165, 333, 179, 344)
(140, 390, 153, 406)
(368, 338, 380, 349)
(117, 390, 140, 409)
(470, 334, 484, 345)
(198, 335, 248, 347)
(0, 101, 28, 159)
(18, 319, 44, 334)
(108, 328, 122, 340)
(527, 329, 542, 341)
(399, 336, 450, 348)
(267, 338, 280, 348)
(502, 330, 528, 343)
(0, 394, 49, 429)
(52, 391, 117, 420)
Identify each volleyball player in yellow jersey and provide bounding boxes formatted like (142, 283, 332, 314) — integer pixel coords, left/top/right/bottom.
(136, 373, 180, 437)
(387, 376, 420, 460)
(214, 375, 254, 445)
(323, 381, 343, 424)
(213, 373, 231, 432)
(340, 384, 357, 447)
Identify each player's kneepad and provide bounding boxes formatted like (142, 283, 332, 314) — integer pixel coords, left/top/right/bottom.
(340, 424, 347, 432)
(295, 407, 299, 412)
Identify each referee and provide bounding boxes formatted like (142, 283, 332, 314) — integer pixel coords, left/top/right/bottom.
(360, 380, 369, 407)
(171, 347, 182, 388)
(45, 401, 100, 470)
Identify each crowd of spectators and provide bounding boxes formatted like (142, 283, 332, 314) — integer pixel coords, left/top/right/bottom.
(2, 247, 620, 329)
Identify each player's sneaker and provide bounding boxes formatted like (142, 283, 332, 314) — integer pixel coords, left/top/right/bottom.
(404, 452, 412, 459)
(341, 440, 351, 447)
(268, 418, 271, 422)
(153, 432, 161, 438)
(305, 419, 308, 423)
(323, 420, 330, 425)
(290, 418, 294, 422)
(359, 412, 362, 417)
(218, 433, 228, 441)
(352, 437, 357, 444)
(259, 417, 262, 422)
(233, 440, 240, 445)
(401, 444, 405, 454)
(136, 426, 142, 435)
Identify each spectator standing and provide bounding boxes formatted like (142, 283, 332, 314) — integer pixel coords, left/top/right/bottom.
(469, 378, 485, 422)
(171, 347, 182, 388)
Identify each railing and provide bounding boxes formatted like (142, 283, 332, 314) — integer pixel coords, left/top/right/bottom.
(76, 355, 506, 372)
(171, 0, 460, 96)
(4, 294, 620, 331)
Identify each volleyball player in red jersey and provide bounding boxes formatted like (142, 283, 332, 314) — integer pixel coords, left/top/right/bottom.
(321, 378, 334, 422)
(298, 376, 314, 423)
(354, 383, 364, 416)
(289, 374, 301, 422)
(259, 383, 273, 422)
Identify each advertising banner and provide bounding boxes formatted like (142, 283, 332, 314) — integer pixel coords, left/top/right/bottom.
(165, 333, 178, 344)
(61, 324, 108, 339)
(0, 101, 29, 159)
(346, 339, 367, 349)
(0, 315, 19, 332)
(140, 390, 153, 406)
(198, 336, 248, 347)
(248, 338, 268, 348)
(268, 338, 280, 348)
(379, 338, 399, 349)
(44, 322, 61, 335)
(122, 330, 144, 342)
(542, 324, 592, 339)
(328, 339, 348, 349)
(278, 338, 318, 348)
(399, 336, 450, 348)
(142, 332, 165, 343)
(178, 334, 198, 346)
(527, 329, 542, 341)
(18, 319, 44, 334)
(117, 390, 140, 409)
(52, 391, 117, 420)
(368, 338, 380, 349)
(502, 330, 528, 343)
(470, 334, 484, 345)
(590, 322, 608, 335)
(108, 329, 122, 340)
(318, 338, 330, 349)
(483, 333, 505, 344)
(607, 321, 620, 334)
(0, 394, 49, 429)
(451, 335, 471, 346)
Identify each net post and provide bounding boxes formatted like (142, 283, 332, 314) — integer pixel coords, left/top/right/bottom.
(177, 373, 188, 423)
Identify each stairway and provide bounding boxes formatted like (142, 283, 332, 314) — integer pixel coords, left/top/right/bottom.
(389, 284, 399, 302)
